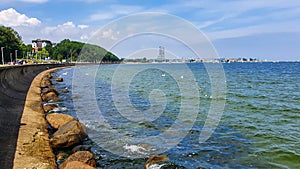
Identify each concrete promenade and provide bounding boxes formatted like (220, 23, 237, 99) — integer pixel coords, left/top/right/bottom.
(0, 64, 66, 168)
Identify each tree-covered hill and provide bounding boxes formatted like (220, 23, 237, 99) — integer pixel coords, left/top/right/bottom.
(0, 26, 121, 63)
(52, 39, 120, 63)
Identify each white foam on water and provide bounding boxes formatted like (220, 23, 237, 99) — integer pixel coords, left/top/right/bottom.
(123, 144, 148, 155)
(52, 107, 68, 112)
(145, 163, 166, 169)
(43, 103, 58, 106)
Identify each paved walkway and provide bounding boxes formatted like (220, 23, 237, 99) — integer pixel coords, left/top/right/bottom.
(0, 64, 63, 168)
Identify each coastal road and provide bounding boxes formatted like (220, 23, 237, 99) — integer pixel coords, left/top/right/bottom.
(0, 64, 65, 168)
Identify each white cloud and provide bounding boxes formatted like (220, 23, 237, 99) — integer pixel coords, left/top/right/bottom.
(101, 28, 113, 38)
(182, 0, 300, 14)
(157, 0, 300, 40)
(34, 21, 93, 43)
(19, 0, 48, 3)
(0, 8, 41, 27)
(100, 28, 119, 40)
(90, 13, 115, 21)
(89, 5, 143, 21)
(2, 0, 299, 55)
(62, 21, 75, 27)
(42, 22, 78, 36)
(207, 20, 300, 40)
(78, 25, 89, 29)
(197, 15, 234, 29)
(80, 35, 89, 40)
(10, 20, 92, 44)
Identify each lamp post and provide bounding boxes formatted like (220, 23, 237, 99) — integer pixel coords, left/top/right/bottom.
(15, 50, 18, 62)
(1, 47, 4, 65)
(10, 53, 12, 64)
(26, 52, 29, 62)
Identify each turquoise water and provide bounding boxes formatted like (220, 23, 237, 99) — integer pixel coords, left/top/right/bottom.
(56, 62, 300, 169)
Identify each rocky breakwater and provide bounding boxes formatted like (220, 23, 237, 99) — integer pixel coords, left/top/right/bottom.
(41, 74, 97, 169)
(13, 68, 96, 169)
(13, 68, 62, 169)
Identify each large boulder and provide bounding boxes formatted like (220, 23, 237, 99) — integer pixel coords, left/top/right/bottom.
(51, 134, 82, 150)
(47, 73, 54, 79)
(42, 91, 60, 102)
(144, 155, 168, 169)
(50, 120, 87, 149)
(46, 113, 75, 129)
(58, 89, 70, 93)
(56, 77, 63, 82)
(41, 88, 59, 96)
(41, 78, 53, 87)
(60, 151, 96, 169)
(43, 104, 58, 112)
(57, 152, 69, 161)
(72, 145, 92, 153)
(61, 161, 96, 169)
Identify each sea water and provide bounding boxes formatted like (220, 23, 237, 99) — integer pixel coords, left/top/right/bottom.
(55, 62, 300, 169)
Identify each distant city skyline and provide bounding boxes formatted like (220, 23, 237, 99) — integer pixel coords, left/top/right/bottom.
(0, 0, 300, 61)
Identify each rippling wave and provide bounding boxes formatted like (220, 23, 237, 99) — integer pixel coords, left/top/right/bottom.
(56, 62, 300, 168)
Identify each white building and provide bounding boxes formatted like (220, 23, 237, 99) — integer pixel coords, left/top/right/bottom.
(32, 39, 53, 52)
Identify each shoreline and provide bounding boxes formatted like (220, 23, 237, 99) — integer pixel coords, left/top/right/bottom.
(13, 67, 67, 169)
(0, 64, 68, 169)
(122, 60, 300, 64)
(12, 65, 98, 169)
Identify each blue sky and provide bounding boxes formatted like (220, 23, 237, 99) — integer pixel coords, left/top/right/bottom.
(0, 0, 300, 61)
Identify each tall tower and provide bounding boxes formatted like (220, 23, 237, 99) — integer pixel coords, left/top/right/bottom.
(157, 46, 165, 62)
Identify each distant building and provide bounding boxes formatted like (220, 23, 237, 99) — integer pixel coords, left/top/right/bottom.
(157, 46, 165, 62)
(32, 39, 53, 52)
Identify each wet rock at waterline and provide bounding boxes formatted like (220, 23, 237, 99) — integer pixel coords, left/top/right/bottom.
(72, 145, 92, 153)
(56, 77, 63, 82)
(41, 88, 60, 103)
(144, 155, 169, 169)
(59, 151, 96, 169)
(46, 113, 75, 129)
(57, 152, 69, 161)
(40, 78, 53, 87)
(43, 104, 58, 112)
(42, 91, 60, 102)
(47, 74, 54, 79)
(52, 120, 87, 138)
(41, 88, 59, 96)
(61, 161, 96, 169)
(51, 133, 82, 150)
(58, 89, 70, 93)
(50, 120, 87, 149)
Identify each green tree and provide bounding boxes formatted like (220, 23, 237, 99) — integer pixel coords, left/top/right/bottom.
(20, 44, 32, 53)
(20, 44, 33, 59)
(53, 39, 121, 63)
(52, 39, 81, 61)
(34, 48, 49, 60)
(102, 51, 120, 63)
(44, 44, 53, 59)
(0, 26, 23, 63)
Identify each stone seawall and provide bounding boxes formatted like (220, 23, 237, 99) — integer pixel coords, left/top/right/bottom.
(0, 65, 68, 169)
